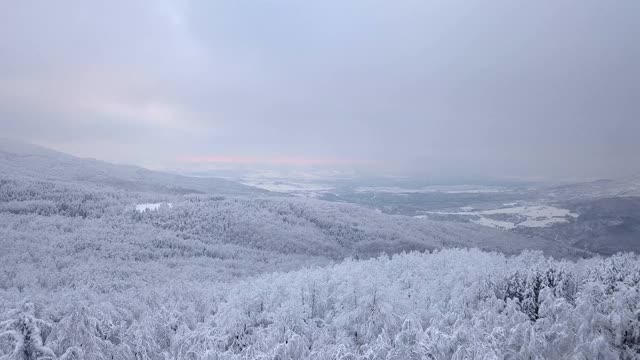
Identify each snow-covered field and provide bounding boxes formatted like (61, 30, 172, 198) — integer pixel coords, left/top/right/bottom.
(237, 170, 344, 197)
(473, 216, 518, 230)
(417, 204, 579, 230)
(355, 185, 506, 194)
(240, 179, 334, 197)
(135, 202, 173, 212)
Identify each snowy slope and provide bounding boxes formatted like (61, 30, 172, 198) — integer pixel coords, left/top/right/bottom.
(0, 139, 267, 196)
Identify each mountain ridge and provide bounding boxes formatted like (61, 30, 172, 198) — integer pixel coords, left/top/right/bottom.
(0, 138, 269, 196)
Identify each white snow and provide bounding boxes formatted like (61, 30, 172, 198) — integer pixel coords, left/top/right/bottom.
(503, 202, 520, 206)
(481, 205, 576, 218)
(240, 180, 334, 197)
(517, 218, 569, 227)
(416, 204, 579, 230)
(135, 203, 172, 212)
(355, 185, 505, 194)
(472, 217, 516, 230)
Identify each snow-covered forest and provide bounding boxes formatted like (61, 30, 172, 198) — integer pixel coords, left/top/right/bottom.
(0, 144, 638, 359)
(2, 247, 639, 359)
(2, 0, 639, 357)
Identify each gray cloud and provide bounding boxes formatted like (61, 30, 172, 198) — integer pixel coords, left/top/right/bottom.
(1, 0, 638, 179)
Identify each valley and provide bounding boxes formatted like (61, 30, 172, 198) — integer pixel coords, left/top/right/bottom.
(0, 141, 638, 359)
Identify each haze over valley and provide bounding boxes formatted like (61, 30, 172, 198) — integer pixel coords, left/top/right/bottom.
(1, 1, 639, 359)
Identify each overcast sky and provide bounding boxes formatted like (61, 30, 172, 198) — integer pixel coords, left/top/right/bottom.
(1, 0, 638, 180)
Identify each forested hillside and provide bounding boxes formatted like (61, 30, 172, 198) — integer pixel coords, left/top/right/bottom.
(1, 143, 636, 359)
(1, 249, 638, 359)
(0, 173, 588, 290)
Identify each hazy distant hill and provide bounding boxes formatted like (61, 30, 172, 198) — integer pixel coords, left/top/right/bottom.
(0, 139, 267, 196)
(539, 176, 640, 200)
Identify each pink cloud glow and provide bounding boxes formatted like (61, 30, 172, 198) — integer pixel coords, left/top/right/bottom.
(178, 155, 374, 167)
